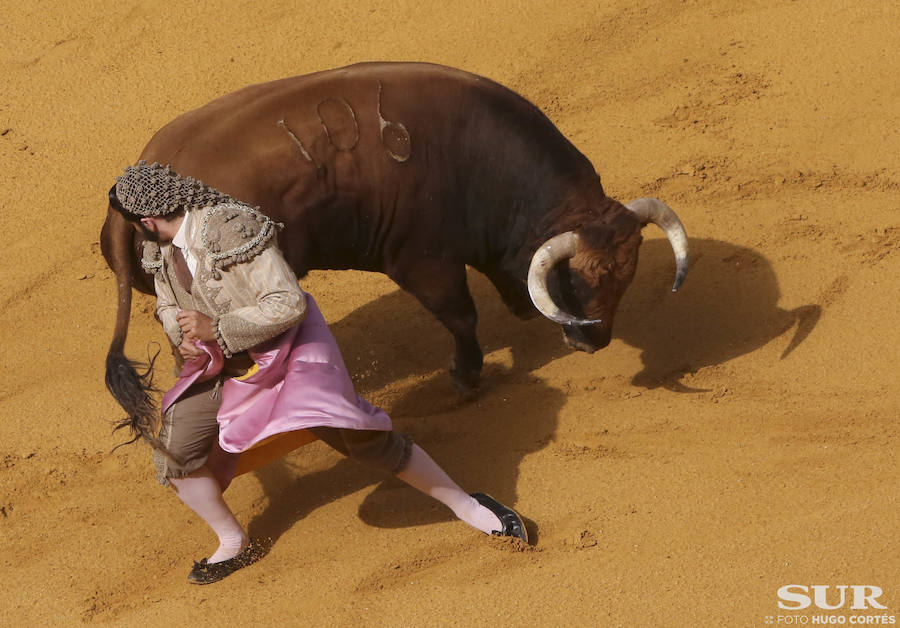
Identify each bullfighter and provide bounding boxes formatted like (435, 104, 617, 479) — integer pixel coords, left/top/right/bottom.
(108, 161, 527, 584)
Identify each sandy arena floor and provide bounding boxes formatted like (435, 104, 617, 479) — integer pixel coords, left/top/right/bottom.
(1, 1, 898, 625)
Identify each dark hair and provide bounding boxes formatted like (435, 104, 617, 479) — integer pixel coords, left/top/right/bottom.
(109, 183, 126, 213)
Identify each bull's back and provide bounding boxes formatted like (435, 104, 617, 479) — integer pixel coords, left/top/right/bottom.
(141, 62, 586, 186)
(142, 63, 490, 168)
(138, 62, 597, 271)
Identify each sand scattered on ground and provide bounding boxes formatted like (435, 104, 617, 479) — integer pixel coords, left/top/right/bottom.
(1, 1, 898, 624)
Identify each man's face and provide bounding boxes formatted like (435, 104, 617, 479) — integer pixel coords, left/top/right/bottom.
(136, 211, 184, 243)
(137, 218, 161, 242)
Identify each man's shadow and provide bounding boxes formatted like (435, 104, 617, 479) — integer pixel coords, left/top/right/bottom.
(246, 368, 564, 545)
(246, 237, 820, 542)
(246, 276, 569, 544)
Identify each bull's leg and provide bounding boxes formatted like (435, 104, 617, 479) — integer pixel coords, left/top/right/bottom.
(390, 261, 483, 390)
(481, 267, 538, 320)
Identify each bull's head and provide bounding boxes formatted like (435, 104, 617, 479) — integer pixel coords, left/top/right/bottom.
(527, 197, 689, 352)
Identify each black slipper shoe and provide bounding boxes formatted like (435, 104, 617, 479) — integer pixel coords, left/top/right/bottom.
(470, 493, 529, 543)
(187, 541, 261, 585)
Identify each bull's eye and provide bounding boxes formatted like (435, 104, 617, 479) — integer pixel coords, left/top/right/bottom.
(568, 271, 595, 302)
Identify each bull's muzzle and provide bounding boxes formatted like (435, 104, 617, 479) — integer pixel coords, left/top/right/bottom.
(562, 323, 611, 353)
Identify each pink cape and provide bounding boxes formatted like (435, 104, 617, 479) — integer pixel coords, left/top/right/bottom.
(161, 295, 393, 454)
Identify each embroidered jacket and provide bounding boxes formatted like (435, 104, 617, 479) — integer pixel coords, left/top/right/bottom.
(142, 203, 307, 356)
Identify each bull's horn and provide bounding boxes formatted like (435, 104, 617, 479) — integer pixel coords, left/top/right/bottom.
(527, 231, 603, 326)
(625, 197, 689, 292)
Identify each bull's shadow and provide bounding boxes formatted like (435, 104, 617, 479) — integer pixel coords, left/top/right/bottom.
(325, 237, 819, 397)
(615, 238, 820, 389)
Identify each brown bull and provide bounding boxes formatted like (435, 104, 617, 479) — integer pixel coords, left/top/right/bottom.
(102, 62, 688, 431)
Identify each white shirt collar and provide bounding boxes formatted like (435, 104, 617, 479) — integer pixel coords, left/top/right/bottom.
(169, 210, 198, 276)
(172, 210, 191, 250)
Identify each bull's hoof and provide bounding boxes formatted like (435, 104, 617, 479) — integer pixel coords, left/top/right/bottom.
(450, 367, 481, 396)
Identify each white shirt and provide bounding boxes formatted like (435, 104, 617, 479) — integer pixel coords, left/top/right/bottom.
(171, 210, 198, 276)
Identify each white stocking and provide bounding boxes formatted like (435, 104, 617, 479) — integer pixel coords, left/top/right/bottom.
(395, 445, 502, 535)
(169, 466, 249, 563)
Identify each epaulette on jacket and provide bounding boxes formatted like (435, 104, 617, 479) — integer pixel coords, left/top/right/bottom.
(201, 202, 283, 279)
(141, 241, 162, 275)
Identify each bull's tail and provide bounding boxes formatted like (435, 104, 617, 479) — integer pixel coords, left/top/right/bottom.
(101, 207, 165, 451)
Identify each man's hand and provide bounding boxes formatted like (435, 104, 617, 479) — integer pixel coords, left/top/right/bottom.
(178, 338, 205, 361)
(176, 309, 215, 342)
